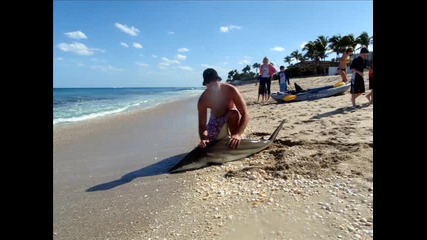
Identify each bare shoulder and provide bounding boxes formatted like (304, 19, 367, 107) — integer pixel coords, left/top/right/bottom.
(198, 90, 208, 106)
(221, 83, 239, 93)
(221, 83, 244, 103)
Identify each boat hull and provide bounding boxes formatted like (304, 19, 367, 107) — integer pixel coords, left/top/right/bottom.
(271, 83, 351, 103)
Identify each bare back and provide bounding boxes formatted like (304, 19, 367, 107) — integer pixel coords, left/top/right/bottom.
(198, 83, 238, 117)
(197, 81, 249, 144)
(339, 53, 351, 69)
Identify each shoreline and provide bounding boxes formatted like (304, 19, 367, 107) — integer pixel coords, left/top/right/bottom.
(53, 93, 201, 131)
(54, 74, 373, 239)
(54, 96, 202, 239)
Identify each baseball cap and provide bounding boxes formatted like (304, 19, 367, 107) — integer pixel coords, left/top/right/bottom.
(202, 68, 222, 86)
(360, 47, 369, 54)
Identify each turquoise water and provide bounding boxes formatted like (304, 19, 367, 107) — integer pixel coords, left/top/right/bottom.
(53, 87, 204, 125)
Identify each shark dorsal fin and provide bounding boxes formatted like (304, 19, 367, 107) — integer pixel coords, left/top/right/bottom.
(268, 120, 285, 141)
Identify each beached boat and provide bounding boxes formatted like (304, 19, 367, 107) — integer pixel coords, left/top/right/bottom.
(270, 82, 351, 103)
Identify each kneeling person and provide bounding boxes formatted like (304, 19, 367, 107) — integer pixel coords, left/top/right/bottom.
(198, 68, 250, 149)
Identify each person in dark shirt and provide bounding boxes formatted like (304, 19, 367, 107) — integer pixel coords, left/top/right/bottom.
(366, 60, 373, 104)
(349, 47, 369, 107)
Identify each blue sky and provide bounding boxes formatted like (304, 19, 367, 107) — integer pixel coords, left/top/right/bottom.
(53, 1, 373, 88)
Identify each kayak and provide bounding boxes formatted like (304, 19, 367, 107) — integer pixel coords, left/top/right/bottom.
(271, 82, 351, 103)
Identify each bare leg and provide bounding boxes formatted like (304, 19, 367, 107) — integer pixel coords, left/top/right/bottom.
(339, 70, 348, 83)
(227, 109, 241, 135)
(351, 93, 362, 107)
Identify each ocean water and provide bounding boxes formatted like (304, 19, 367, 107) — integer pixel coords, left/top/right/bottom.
(53, 87, 204, 126)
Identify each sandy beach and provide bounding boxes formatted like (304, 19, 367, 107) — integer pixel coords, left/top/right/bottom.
(53, 74, 373, 239)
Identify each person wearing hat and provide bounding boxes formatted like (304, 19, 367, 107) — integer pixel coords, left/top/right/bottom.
(349, 47, 370, 107)
(198, 68, 250, 149)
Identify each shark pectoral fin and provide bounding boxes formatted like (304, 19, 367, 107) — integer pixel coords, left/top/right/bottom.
(215, 123, 229, 140)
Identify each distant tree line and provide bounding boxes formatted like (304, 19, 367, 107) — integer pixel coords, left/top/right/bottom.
(226, 31, 373, 83)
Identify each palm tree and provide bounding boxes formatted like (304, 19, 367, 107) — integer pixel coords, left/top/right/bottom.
(314, 35, 330, 75)
(252, 63, 260, 75)
(290, 50, 303, 64)
(242, 65, 250, 74)
(241, 65, 251, 79)
(315, 35, 329, 61)
(232, 69, 240, 80)
(341, 34, 357, 50)
(328, 34, 343, 60)
(227, 70, 235, 81)
(284, 56, 292, 66)
(356, 31, 373, 49)
(303, 41, 320, 75)
(303, 41, 317, 61)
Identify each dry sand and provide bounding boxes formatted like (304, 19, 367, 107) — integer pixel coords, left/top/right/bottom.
(53, 74, 373, 239)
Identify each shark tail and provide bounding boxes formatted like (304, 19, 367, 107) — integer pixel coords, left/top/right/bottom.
(268, 120, 285, 141)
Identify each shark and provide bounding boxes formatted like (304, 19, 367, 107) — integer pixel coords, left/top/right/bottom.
(169, 120, 285, 173)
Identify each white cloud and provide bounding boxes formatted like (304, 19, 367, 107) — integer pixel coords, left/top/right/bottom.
(201, 64, 214, 68)
(161, 57, 180, 65)
(167, 31, 175, 35)
(65, 31, 88, 40)
(115, 23, 140, 36)
(220, 27, 229, 32)
(270, 46, 285, 52)
(57, 42, 94, 56)
(159, 57, 180, 68)
(239, 59, 251, 65)
(92, 47, 106, 53)
(176, 54, 186, 61)
(177, 47, 189, 52)
(178, 66, 192, 71)
(158, 63, 168, 70)
(135, 62, 148, 67)
(133, 42, 143, 48)
(120, 42, 129, 48)
(220, 25, 241, 33)
(91, 65, 124, 72)
(238, 56, 252, 65)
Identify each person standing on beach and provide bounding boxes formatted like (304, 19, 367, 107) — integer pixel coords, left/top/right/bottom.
(198, 68, 250, 149)
(349, 47, 369, 107)
(366, 59, 373, 104)
(278, 65, 289, 92)
(258, 57, 277, 102)
(338, 47, 354, 83)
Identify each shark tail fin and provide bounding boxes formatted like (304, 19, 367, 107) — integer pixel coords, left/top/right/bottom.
(268, 120, 285, 141)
